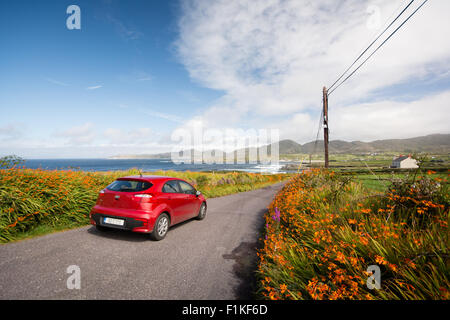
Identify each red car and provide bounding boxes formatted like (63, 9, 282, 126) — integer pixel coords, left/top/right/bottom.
(90, 175, 207, 240)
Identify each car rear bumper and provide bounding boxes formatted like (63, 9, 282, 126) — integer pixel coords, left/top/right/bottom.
(90, 205, 155, 233)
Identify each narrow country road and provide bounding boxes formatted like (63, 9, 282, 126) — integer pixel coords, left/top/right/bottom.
(0, 182, 285, 300)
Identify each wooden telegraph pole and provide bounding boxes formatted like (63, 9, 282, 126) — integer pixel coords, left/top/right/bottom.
(323, 87, 329, 168)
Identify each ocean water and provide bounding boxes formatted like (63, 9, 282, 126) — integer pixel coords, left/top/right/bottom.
(21, 158, 287, 174)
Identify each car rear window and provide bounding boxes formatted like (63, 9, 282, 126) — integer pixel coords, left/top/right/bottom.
(106, 180, 153, 192)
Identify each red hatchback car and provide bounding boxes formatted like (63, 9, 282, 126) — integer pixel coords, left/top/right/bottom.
(90, 176, 207, 240)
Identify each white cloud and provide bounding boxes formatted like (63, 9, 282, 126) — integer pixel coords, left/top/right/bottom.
(117, 71, 153, 82)
(59, 123, 96, 145)
(0, 123, 24, 141)
(175, 0, 450, 141)
(137, 76, 152, 81)
(0, 123, 178, 158)
(330, 89, 450, 142)
(103, 127, 154, 145)
(45, 78, 69, 86)
(86, 85, 103, 90)
(269, 113, 317, 143)
(138, 108, 184, 123)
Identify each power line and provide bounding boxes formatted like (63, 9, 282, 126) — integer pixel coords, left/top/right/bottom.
(329, 0, 429, 95)
(328, 0, 416, 91)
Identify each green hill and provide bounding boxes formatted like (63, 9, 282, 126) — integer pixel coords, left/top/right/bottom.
(281, 134, 450, 154)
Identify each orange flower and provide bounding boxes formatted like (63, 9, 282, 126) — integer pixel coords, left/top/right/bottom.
(404, 258, 416, 269)
(359, 236, 369, 246)
(335, 252, 346, 264)
(388, 263, 398, 272)
(375, 255, 388, 265)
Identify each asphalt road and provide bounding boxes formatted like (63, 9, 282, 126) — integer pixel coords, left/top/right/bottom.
(0, 182, 285, 300)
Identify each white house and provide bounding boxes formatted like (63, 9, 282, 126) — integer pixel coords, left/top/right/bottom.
(391, 155, 419, 169)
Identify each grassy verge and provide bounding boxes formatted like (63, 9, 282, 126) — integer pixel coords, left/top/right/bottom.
(256, 169, 449, 299)
(355, 172, 448, 192)
(0, 168, 288, 243)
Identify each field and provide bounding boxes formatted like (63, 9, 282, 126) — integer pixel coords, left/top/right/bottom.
(355, 172, 448, 192)
(257, 169, 449, 300)
(0, 167, 288, 243)
(281, 152, 450, 172)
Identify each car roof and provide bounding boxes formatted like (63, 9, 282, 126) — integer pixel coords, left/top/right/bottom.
(118, 175, 183, 183)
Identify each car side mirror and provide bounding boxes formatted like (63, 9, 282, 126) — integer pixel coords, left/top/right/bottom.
(195, 190, 201, 197)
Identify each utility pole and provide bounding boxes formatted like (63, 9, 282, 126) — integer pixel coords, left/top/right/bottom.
(323, 86, 329, 168)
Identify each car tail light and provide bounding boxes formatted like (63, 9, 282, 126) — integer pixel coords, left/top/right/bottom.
(134, 194, 152, 198)
(97, 190, 105, 204)
(134, 194, 153, 202)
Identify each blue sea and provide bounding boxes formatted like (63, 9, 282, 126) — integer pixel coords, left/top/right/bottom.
(21, 158, 289, 174)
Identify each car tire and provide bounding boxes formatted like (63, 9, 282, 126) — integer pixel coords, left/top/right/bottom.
(150, 213, 170, 241)
(95, 224, 109, 232)
(196, 202, 207, 220)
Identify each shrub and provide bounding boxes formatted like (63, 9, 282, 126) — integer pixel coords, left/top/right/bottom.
(256, 169, 449, 300)
(196, 174, 209, 186)
(0, 155, 24, 169)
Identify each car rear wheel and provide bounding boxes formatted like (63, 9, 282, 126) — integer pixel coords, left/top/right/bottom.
(196, 202, 207, 220)
(150, 213, 170, 241)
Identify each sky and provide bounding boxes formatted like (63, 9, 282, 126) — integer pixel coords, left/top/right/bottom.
(0, 0, 449, 158)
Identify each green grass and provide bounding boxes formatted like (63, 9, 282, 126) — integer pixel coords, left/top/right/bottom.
(355, 172, 449, 192)
(281, 152, 450, 172)
(8, 222, 87, 242)
(355, 175, 388, 192)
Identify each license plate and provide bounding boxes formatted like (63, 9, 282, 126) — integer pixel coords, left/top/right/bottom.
(103, 217, 124, 226)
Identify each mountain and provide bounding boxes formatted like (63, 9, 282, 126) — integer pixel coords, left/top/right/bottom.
(109, 134, 450, 159)
(368, 134, 450, 153)
(277, 139, 304, 154)
(287, 134, 450, 154)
